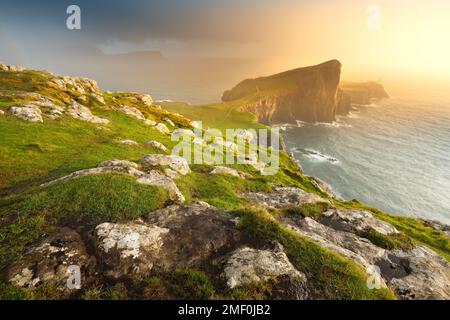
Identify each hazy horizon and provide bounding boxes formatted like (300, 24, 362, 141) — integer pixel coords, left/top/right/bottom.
(2, 0, 450, 102)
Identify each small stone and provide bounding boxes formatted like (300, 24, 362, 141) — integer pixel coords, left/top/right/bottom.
(145, 141, 169, 152)
(118, 140, 139, 146)
(155, 123, 170, 134)
(10, 105, 43, 123)
(140, 154, 191, 175)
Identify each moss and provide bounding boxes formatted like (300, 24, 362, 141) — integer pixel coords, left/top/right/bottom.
(359, 228, 415, 251)
(231, 207, 396, 300)
(282, 202, 332, 220)
(227, 278, 277, 300)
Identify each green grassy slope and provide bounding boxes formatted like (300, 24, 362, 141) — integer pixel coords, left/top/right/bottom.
(0, 67, 448, 300)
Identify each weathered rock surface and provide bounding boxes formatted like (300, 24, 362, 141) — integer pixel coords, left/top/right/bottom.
(223, 243, 307, 290)
(140, 154, 191, 176)
(136, 171, 185, 203)
(308, 176, 337, 199)
(155, 123, 170, 134)
(94, 221, 169, 278)
(210, 166, 250, 179)
(319, 209, 398, 235)
(118, 105, 156, 126)
(384, 246, 450, 300)
(5, 228, 95, 292)
(10, 105, 43, 123)
(67, 102, 109, 124)
(243, 187, 326, 209)
(145, 140, 169, 152)
(118, 139, 139, 146)
(281, 213, 450, 300)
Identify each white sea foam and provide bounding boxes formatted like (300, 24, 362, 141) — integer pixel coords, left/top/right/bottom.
(290, 147, 339, 164)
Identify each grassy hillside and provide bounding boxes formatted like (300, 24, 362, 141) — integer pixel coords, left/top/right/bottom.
(0, 66, 449, 300)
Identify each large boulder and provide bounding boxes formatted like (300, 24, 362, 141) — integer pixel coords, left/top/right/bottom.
(243, 187, 326, 209)
(4, 228, 95, 293)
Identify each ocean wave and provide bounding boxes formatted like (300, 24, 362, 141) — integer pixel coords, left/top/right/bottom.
(290, 147, 339, 164)
(313, 121, 352, 128)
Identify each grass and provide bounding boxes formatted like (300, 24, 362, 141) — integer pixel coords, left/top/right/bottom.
(359, 228, 414, 251)
(282, 202, 332, 220)
(232, 207, 396, 300)
(0, 173, 169, 269)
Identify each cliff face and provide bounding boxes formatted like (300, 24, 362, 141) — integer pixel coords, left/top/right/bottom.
(222, 61, 390, 123)
(222, 60, 344, 124)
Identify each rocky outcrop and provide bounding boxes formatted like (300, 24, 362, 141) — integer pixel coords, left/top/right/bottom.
(243, 187, 326, 209)
(140, 154, 191, 176)
(67, 102, 109, 124)
(10, 105, 43, 123)
(118, 105, 156, 126)
(279, 209, 450, 300)
(5, 228, 95, 292)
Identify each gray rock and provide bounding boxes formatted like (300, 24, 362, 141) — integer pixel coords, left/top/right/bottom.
(118, 139, 139, 146)
(10, 105, 43, 123)
(308, 176, 337, 199)
(5, 228, 95, 292)
(136, 171, 185, 204)
(145, 140, 169, 152)
(223, 243, 306, 290)
(94, 221, 169, 279)
(140, 154, 191, 175)
(243, 187, 326, 209)
(97, 160, 139, 169)
(155, 123, 170, 134)
(210, 166, 250, 179)
(66, 102, 109, 124)
(320, 209, 398, 235)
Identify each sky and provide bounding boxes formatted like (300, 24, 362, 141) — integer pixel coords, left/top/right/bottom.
(1, 0, 450, 100)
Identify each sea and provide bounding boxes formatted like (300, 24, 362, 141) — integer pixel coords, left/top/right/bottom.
(281, 89, 450, 224)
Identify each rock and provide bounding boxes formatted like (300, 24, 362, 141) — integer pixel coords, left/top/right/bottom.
(143, 202, 244, 271)
(97, 160, 139, 169)
(0, 110, 4, 115)
(319, 209, 398, 235)
(424, 220, 450, 237)
(155, 123, 170, 134)
(136, 171, 185, 204)
(383, 246, 450, 300)
(51, 76, 101, 94)
(4, 228, 94, 292)
(94, 202, 243, 278)
(94, 221, 169, 279)
(308, 176, 337, 199)
(284, 217, 386, 272)
(119, 106, 145, 121)
(164, 118, 175, 127)
(41, 160, 184, 203)
(91, 93, 105, 105)
(172, 128, 195, 138)
(66, 102, 109, 124)
(234, 129, 256, 143)
(140, 154, 191, 175)
(145, 141, 169, 152)
(10, 105, 43, 123)
(243, 187, 326, 209)
(0, 63, 8, 71)
(210, 166, 250, 179)
(223, 243, 307, 291)
(118, 140, 139, 146)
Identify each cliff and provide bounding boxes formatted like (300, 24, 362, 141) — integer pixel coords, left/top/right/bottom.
(222, 61, 389, 123)
(222, 60, 347, 124)
(340, 81, 390, 106)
